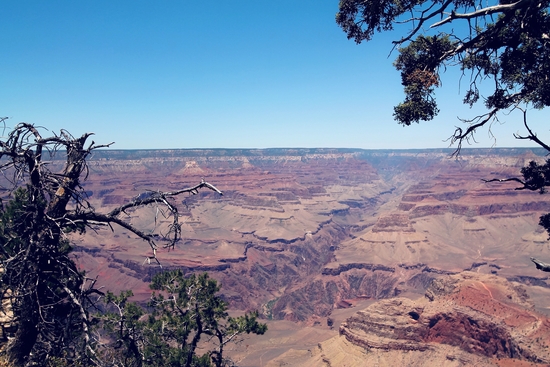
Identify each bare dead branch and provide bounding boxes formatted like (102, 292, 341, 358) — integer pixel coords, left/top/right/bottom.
(531, 257, 550, 272)
(393, 0, 454, 45)
(514, 109, 550, 152)
(431, 0, 533, 28)
(448, 107, 499, 156)
(482, 177, 532, 191)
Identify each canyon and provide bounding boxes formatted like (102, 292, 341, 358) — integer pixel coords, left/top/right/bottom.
(66, 147, 550, 365)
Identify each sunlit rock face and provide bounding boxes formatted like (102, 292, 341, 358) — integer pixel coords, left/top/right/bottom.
(300, 272, 550, 366)
(69, 148, 550, 323)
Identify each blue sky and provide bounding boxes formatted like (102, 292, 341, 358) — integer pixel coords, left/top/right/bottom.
(1, 1, 548, 149)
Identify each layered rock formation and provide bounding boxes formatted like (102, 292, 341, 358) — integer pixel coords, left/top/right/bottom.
(67, 148, 550, 325)
(293, 272, 550, 366)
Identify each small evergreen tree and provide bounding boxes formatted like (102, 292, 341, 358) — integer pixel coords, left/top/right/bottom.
(101, 271, 267, 367)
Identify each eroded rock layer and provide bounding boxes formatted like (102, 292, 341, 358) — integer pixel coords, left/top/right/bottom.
(299, 272, 550, 366)
(67, 148, 550, 324)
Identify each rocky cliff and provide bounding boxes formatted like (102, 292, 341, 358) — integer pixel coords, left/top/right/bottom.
(291, 272, 550, 366)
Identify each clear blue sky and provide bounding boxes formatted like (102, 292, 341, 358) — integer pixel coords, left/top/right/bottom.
(1, 1, 547, 149)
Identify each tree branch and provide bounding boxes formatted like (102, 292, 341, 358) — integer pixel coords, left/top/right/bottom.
(514, 109, 550, 152)
(431, 0, 533, 28)
(448, 107, 499, 155)
(531, 257, 550, 272)
(393, 0, 454, 45)
(482, 177, 528, 189)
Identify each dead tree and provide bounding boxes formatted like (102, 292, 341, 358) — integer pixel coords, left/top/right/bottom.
(0, 120, 222, 366)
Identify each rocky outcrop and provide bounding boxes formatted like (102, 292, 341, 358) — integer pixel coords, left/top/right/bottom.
(336, 272, 550, 364)
(321, 263, 395, 276)
(408, 201, 550, 218)
(270, 270, 402, 321)
(341, 298, 522, 356)
(372, 213, 415, 232)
